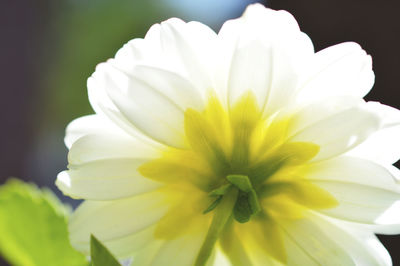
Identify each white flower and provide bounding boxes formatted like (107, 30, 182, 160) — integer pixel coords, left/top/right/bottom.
(57, 4, 400, 266)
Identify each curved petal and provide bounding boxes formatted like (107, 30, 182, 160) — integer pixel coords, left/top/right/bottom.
(280, 217, 355, 265)
(346, 102, 400, 164)
(237, 219, 286, 265)
(64, 114, 125, 149)
(73, 224, 158, 258)
(209, 249, 230, 266)
(113, 38, 157, 73)
(347, 125, 400, 165)
(104, 225, 158, 259)
(353, 232, 392, 266)
(219, 229, 253, 266)
(308, 156, 400, 234)
(288, 96, 363, 137)
(95, 63, 186, 147)
(306, 156, 400, 192)
(217, 4, 314, 113)
(56, 159, 162, 200)
(150, 232, 207, 266)
(291, 103, 381, 161)
(129, 242, 164, 266)
(312, 180, 400, 226)
(297, 42, 374, 103)
(67, 133, 162, 166)
(88, 26, 217, 147)
(307, 213, 391, 266)
(364, 101, 400, 127)
(88, 70, 159, 144)
(113, 18, 217, 96)
(126, 65, 205, 111)
(154, 19, 217, 93)
(69, 192, 169, 246)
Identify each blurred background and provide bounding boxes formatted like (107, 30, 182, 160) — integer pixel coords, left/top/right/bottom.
(1, 0, 400, 265)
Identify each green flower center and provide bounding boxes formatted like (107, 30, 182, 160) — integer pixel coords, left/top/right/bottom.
(138, 93, 337, 265)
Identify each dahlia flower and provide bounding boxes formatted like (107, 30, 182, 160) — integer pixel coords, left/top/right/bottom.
(57, 4, 400, 265)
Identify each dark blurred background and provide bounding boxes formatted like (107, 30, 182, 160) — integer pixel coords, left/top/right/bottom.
(1, 0, 400, 265)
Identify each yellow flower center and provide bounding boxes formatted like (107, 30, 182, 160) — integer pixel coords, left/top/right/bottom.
(138, 93, 337, 264)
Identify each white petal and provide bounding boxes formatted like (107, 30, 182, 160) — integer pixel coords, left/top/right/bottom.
(291, 103, 381, 161)
(127, 65, 205, 111)
(73, 224, 157, 258)
(283, 237, 318, 266)
(64, 115, 124, 148)
(364, 101, 400, 127)
(243, 243, 282, 266)
(352, 232, 392, 266)
(150, 232, 206, 266)
(225, 38, 274, 109)
(113, 41, 207, 112)
(281, 216, 354, 265)
(142, 18, 217, 94)
(69, 192, 168, 246)
(217, 4, 313, 112)
(308, 213, 391, 266)
(88, 72, 157, 143)
(88, 68, 119, 116)
(209, 249, 231, 266)
(346, 102, 400, 164)
(297, 42, 374, 103)
(56, 159, 162, 200)
(67, 133, 162, 166)
(263, 31, 314, 115)
(288, 96, 363, 137)
(347, 125, 400, 165)
(113, 38, 157, 73)
(96, 63, 186, 147)
(308, 156, 400, 234)
(307, 156, 400, 193)
(105, 225, 158, 259)
(130, 242, 164, 266)
(313, 180, 400, 226)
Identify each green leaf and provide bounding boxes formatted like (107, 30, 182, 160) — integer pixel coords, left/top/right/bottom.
(90, 235, 121, 266)
(0, 178, 88, 266)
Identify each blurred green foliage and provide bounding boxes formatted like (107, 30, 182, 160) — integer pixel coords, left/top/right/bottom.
(42, 0, 173, 129)
(0, 179, 88, 266)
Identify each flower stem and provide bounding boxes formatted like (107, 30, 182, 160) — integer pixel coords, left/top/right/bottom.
(195, 188, 238, 266)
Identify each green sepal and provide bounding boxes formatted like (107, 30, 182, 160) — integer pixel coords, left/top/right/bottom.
(209, 183, 232, 196)
(233, 191, 252, 223)
(203, 196, 223, 214)
(90, 235, 121, 266)
(204, 175, 261, 223)
(226, 175, 253, 192)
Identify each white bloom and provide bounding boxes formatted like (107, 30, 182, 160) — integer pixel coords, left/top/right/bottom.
(57, 4, 400, 266)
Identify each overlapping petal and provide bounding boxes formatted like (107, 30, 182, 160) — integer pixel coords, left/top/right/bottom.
(297, 42, 374, 103)
(57, 159, 162, 200)
(217, 5, 314, 113)
(281, 216, 354, 265)
(69, 192, 169, 246)
(291, 104, 381, 160)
